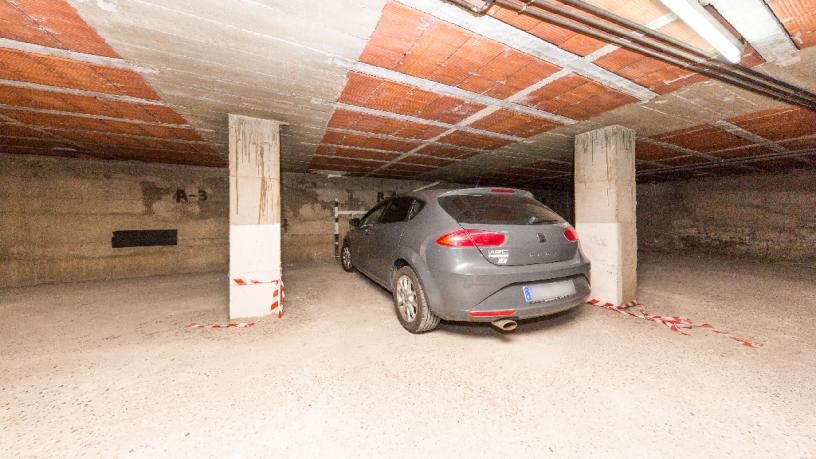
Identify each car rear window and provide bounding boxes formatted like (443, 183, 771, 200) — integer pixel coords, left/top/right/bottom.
(438, 194, 565, 225)
(379, 197, 414, 224)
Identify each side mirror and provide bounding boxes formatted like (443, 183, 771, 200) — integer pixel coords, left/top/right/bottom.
(350, 218, 361, 228)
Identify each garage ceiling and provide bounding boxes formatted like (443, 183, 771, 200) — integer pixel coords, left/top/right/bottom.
(1, 0, 816, 185)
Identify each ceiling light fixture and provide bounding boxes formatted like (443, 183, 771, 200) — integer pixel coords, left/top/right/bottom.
(659, 0, 743, 63)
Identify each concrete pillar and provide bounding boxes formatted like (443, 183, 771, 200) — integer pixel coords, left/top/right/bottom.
(574, 125, 637, 304)
(228, 114, 283, 319)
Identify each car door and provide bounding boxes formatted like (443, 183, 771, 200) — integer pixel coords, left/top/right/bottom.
(351, 201, 387, 275)
(365, 197, 415, 285)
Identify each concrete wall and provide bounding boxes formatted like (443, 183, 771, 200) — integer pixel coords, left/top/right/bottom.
(637, 170, 816, 264)
(0, 154, 436, 287)
(281, 174, 435, 264)
(1, 154, 230, 288)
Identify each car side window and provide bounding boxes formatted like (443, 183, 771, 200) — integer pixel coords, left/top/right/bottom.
(379, 197, 414, 224)
(360, 202, 387, 226)
(408, 199, 425, 220)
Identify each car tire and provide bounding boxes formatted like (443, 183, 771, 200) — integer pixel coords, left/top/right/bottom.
(392, 266, 440, 333)
(340, 241, 355, 273)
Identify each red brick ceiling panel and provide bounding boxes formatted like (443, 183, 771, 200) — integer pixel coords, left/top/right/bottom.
(327, 108, 447, 140)
(0, 84, 186, 124)
(780, 136, 816, 150)
(484, 1, 731, 94)
(339, 72, 485, 124)
(309, 156, 382, 173)
(397, 155, 455, 167)
(101, 147, 226, 167)
(315, 145, 401, 162)
(0, 123, 54, 138)
(485, 3, 609, 57)
(0, 0, 119, 57)
(0, 136, 74, 149)
(0, 48, 159, 99)
(469, 109, 560, 137)
(635, 141, 683, 161)
(0, 144, 85, 158)
(654, 124, 750, 152)
(0, 109, 202, 141)
(729, 107, 816, 141)
(321, 130, 419, 152)
(359, 2, 562, 99)
(438, 131, 514, 149)
(523, 74, 637, 120)
(417, 144, 479, 159)
(592, 48, 706, 94)
(52, 130, 213, 154)
(766, 0, 816, 48)
(458, 49, 561, 99)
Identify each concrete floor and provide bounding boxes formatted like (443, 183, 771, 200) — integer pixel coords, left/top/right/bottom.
(1, 253, 814, 457)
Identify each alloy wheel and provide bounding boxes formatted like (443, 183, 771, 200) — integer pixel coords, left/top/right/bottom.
(342, 246, 352, 270)
(396, 274, 418, 322)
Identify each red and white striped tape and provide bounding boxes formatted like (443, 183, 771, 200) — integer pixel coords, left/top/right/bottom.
(588, 299, 763, 348)
(185, 278, 284, 330)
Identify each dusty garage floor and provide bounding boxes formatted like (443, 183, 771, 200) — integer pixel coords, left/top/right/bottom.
(2, 253, 814, 457)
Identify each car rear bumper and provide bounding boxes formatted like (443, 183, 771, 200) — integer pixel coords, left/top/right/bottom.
(454, 274, 590, 321)
(423, 249, 591, 321)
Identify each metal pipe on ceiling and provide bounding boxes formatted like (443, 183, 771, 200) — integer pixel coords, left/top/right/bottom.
(635, 148, 816, 176)
(445, 0, 816, 111)
(555, 0, 815, 102)
(519, 0, 816, 106)
(490, 0, 816, 109)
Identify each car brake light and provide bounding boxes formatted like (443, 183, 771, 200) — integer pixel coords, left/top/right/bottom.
(490, 188, 515, 193)
(436, 229, 506, 247)
(564, 226, 578, 242)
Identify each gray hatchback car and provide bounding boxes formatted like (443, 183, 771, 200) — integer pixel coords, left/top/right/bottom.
(340, 188, 591, 333)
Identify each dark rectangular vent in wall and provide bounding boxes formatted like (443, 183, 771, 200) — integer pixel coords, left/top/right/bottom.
(112, 229, 177, 248)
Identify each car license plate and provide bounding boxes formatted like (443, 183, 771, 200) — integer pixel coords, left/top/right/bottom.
(522, 280, 576, 304)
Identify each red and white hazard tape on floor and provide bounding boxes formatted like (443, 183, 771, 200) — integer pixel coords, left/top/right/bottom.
(185, 278, 284, 330)
(588, 299, 763, 348)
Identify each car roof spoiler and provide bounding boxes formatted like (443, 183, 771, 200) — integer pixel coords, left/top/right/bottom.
(438, 187, 533, 198)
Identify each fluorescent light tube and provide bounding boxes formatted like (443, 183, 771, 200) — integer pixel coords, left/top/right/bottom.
(660, 0, 744, 63)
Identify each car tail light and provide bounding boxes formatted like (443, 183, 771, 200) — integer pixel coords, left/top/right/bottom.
(563, 226, 578, 242)
(490, 188, 515, 193)
(436, 229, 506, 247)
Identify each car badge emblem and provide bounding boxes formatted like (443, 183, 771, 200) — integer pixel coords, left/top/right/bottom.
(537, 233, 547, 243)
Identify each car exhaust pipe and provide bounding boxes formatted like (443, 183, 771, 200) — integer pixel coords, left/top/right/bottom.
(492, 319, 517, 332)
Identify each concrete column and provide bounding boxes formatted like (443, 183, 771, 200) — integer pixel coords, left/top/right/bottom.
(574, 125, 637, 304)
(228, 114, 283, 319)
